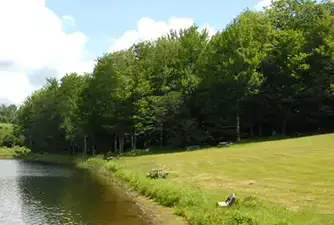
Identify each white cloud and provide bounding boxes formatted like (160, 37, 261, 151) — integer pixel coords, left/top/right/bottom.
(109, 17, 217, 53)
(0, 72, 34, 105)
(0, 0, 94, 105)
(61, 15, 76, 29)
(254, 0, 274, 10)
(201, 23, 217, 37)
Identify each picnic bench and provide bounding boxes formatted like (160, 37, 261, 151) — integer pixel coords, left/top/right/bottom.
(186, 145, 200, 151)
(217, 141, 232, 148)
(103, 155, 120, 161)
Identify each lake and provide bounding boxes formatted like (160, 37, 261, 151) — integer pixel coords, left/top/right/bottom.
(0, 159, 145, 225)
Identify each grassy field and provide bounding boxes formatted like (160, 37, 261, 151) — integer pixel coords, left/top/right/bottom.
(100, 134, 334, 224)
(15, 134, 334, 224)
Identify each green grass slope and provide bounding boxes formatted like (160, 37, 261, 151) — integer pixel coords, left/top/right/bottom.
(103, 134, 334, 224)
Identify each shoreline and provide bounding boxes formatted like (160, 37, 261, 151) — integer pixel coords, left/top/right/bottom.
(0, 154, 13, 158)
(2, 140, 333, 225)
(1, 153, 187, 225)
(96, 169, 187, 225)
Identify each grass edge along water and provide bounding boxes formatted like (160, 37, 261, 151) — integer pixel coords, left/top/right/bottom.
(5, 133, 334, 225)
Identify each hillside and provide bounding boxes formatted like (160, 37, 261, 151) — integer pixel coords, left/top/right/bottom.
(109, 134, 334, 224)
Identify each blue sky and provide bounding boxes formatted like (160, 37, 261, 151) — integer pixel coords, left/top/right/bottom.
(47, 0, 263, 59)
(0, 0, 267, 105)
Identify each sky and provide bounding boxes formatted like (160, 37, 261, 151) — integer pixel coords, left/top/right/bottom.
(0, 0, 272, 105)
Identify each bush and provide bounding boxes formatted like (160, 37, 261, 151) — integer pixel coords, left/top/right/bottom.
(2, 133, 24, 147)
(13, 146, 31, 154)
(0, 123, 24, 147)
(0, 146, 31, 156)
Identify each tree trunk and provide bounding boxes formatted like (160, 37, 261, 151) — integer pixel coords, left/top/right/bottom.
(160, 124, 163, 148)
(250, 125, 254, 137)
(83, 136, 87, 156)
(29, 136, 33, 149)
(131, 133, 134, 150)
(236, 110, 241, 142)
(72, 144, 75, 156)
(144, 139, 147, 148)
(258, 123, 263, 137)
(281, 119, 286, 136)
(92, 145, 96, 156)
(119, 135, 124, 153)
(68, 143, 72, 155)
(91, 134, 96, 156)
(114, 134, 118, 153)
(134, 132, 137, 150)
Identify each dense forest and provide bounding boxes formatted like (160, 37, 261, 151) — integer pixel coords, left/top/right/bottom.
(9, 0, 334, 155)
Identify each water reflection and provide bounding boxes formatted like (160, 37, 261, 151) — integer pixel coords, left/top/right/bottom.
(0, 159, 144, 225)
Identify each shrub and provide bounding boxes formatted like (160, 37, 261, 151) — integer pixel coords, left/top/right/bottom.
(0, 123, 24, 147)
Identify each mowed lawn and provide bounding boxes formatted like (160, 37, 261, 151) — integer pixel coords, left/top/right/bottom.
(117, 134, 334, 215)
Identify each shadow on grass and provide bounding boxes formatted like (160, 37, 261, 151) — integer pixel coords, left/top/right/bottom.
(238, 132, 331, 144)
(9, 132, 331, 160)
(120, 132, 332, 158)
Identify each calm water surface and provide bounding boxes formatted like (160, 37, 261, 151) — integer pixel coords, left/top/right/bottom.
(0, 159, 145, 225)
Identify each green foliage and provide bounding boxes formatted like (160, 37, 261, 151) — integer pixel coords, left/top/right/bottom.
(0, 104, 17, 123)
(0, 145, 31, 157)
(0, 123, 24, 147)
(0, 123, 12, 143)
(1, 132, 24, 147)
(12, 146, 31, 154)
(13, 0, 334, 154)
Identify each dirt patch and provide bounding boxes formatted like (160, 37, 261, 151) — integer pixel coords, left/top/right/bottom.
(0, 154, 13, 159)
(134, 195, 187, 225)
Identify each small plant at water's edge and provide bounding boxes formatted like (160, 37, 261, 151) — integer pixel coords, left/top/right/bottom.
(146, 165, 169, 179)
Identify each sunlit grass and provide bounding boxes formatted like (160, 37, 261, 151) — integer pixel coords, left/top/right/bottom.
(106, 134, 334, 224)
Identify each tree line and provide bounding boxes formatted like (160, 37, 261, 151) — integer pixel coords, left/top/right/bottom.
(13, 0, 334, 155)
(0, 104, 17, 124)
